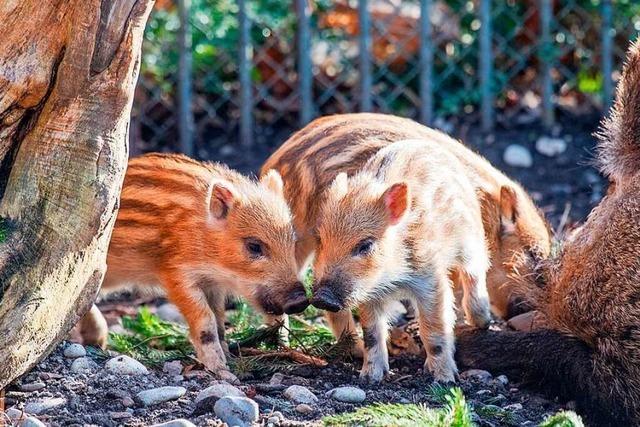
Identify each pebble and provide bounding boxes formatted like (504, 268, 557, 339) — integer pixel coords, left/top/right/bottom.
(70, 357, 98, 374)
(503, 144, 533, 168)
(460, 369, 492, 382)
(163, 360, 183, 376)
(5, 407, 24, 421)
(195, 382, 244, 403)
(156, 303, 186, 324)
(295, 403, 314, 415)
(504, 403, 523, 411)
(110, 411, 133, 420)
(63, 344, 87, 359)
(496, 375, 509, 385)
(214, 396, 259, 427)
(122, 397, 135, 408)
(137, 386, 186, 406)
(476, 389, 491, 395)
(536, 136, 567, 157)
(269, 372, 284, 385)
(399, 398, 411, 404)
(24, 397, 67, 415)
(19, 382, 46, 392)
(283, 385, 318, 405)
(105, 355, 149, 375)
(326, 386, 367, 403)
(21, 417, 47, 427)
(151, 420, 197, 427)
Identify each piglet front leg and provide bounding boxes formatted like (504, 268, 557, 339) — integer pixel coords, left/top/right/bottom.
(358, 302, 390, 383)
(162, 274, 239, 384)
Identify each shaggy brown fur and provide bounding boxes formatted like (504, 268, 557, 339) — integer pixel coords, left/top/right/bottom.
(456, 39, 640, 426)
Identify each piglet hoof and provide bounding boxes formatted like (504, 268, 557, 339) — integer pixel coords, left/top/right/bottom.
(359, 363, 388, 383)
(215, 368, 240, 385)
(425, 358, 458, 384)
(468, 305, 493, 329)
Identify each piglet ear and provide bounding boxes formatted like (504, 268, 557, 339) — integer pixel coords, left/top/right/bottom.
(260, 169, 284, 195)
(209, 180, 238, 220)
(381, 182, 409, 225)
(499, 185, 518, 233)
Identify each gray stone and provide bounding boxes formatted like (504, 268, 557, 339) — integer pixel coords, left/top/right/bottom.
(269, 372, 284, 385)
(63, 344, 87, 359)
(151, 420, 197, 427)
(24, 397, 67, 415)
(496, 375, 509, 386)
(105, 355, 149, 375)
(5, 407, 24, 421)
(122, 397, 135, 408)
(214, 396, 259, 427)
(195, 382, 244, 404)
(70, 357, 98, 374)
(326, 386, 366, 403)
(295, 404, 314, 414)
(536, 136, 567, 157)
(460, 369, 492, 382)
(283, 385, 318, 405)
(156, 303, 185, 324)
(504, 403, 523, 411)
(21, 417, 46, 427)
(19, 382, 46, 392)
(503, 144, 533, 168)
(163, 360, 183, 376)
(110, 412, 133, 420)
(137, 386, 186, 406)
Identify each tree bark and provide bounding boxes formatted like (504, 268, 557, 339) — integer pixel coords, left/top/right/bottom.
(0, 0, 154, 388)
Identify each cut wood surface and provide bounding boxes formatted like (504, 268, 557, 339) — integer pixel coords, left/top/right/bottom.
(0, 0, 154, 388)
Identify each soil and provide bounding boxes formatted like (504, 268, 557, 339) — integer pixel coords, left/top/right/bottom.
(4, 112, 600, 426)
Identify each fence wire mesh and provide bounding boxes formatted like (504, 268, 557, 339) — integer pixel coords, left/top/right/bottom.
(131, 0, 640, 157)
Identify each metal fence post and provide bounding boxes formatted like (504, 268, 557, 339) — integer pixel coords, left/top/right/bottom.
(177, 0, 194, 156)
(296, 0, 313, 126)
(479, 0, 493, 132)
(419, 0, 433, 126)
(239, 0, 254, 148)
(358, 0, 372, 112)
(601, 0, 613, 113)
(540, 0, 554, 129)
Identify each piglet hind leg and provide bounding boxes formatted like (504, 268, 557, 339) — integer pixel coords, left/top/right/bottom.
(79, 304, 109, 349)
(162, 273, 239, 384)
(358, 303, 390, 383)
(415, 273, 458, 383)
(458, 253, 492, 328)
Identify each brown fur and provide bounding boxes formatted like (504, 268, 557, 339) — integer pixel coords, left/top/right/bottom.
(262, 113, 552, 320)
(456, 39, 640, 426)
(81, 153, 307, 382)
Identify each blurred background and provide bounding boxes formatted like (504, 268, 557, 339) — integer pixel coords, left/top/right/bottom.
(131, 0, 640, 226)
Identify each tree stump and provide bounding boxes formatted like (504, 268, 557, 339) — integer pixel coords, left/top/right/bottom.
(0, 0, 154, 388)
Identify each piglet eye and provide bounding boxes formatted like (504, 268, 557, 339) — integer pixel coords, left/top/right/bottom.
(245, 238, 265, 258)
(353, 238, 375, 257)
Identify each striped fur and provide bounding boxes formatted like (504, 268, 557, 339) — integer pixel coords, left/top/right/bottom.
(262, 113, 552, 319)
(81, 153, 306, 382)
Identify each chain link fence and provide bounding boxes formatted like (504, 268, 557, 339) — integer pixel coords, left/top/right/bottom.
(131, 0, 640, 159)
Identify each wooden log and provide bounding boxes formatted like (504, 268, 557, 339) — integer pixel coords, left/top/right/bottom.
(0, 0, 154, 388)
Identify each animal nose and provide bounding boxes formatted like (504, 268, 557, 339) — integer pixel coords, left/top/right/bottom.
(310, 286, 342, 312)
(283, 286, 309, 314)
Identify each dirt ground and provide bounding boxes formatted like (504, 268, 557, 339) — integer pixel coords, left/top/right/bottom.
(4, 112, 601, 426)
